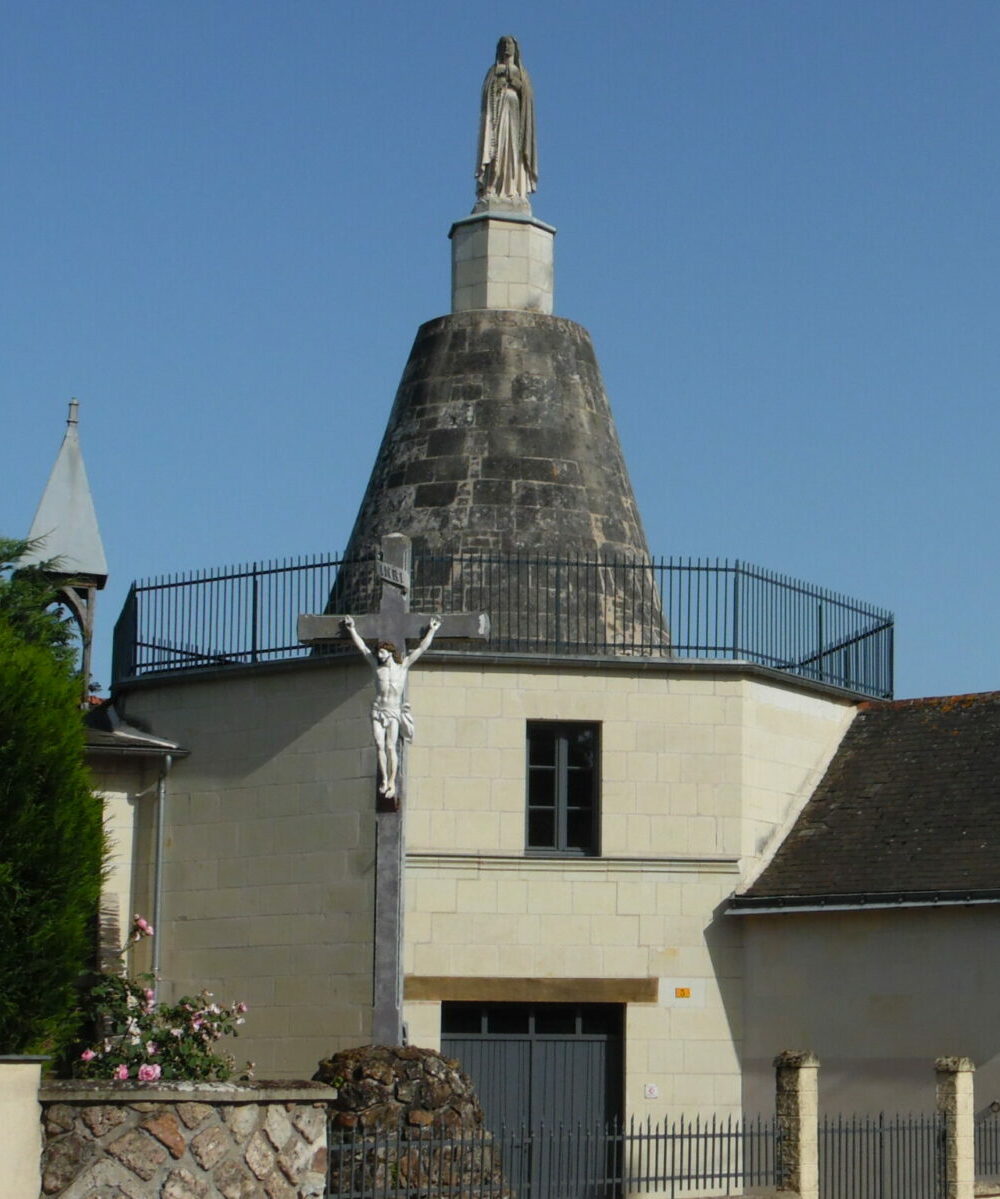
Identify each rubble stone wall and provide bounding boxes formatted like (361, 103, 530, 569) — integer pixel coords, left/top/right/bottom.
(316, 1045, 510, 1197)
(39, 1080, 336, 1199)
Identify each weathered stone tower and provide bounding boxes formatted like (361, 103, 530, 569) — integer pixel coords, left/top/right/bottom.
(343, 309, 649, 562)
(335, 40, 665, 653)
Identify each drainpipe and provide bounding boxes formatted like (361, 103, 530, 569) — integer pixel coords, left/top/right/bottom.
(151, 754, 173, 989)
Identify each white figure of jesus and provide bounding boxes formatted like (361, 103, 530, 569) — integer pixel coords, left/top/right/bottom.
(343, 614, 441, 800)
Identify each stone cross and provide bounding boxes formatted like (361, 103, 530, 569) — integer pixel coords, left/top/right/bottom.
(297, 533, 489, 1046)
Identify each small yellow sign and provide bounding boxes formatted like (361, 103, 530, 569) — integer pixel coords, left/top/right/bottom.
(674, 987, 692, 999)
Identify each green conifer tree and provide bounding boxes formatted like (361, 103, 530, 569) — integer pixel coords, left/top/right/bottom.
(0, 539, 106, 1054)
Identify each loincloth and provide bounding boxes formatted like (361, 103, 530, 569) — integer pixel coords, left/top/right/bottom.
(371, 701, 414, 742)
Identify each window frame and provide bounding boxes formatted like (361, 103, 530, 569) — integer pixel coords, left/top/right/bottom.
(525, 720, 601, 857)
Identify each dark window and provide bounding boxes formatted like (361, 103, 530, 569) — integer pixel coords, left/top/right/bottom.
(526, 722, 599, 855)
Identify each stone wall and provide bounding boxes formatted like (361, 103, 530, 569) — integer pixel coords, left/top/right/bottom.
(316, 1046, 509, 1197)
(39, 1080, 336, 1199)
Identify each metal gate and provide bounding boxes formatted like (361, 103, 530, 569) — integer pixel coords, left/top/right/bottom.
(442, 1002, 623, 1195)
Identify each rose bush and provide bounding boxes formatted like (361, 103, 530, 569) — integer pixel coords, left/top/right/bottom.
(71, 916, 249, 1082)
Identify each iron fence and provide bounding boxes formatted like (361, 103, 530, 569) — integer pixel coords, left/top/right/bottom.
(326, 1114, 779, 1198)
(112, 551, 893, 697)
(976, 1105, 1000, 1180)
(819, 1112, 945, 1199)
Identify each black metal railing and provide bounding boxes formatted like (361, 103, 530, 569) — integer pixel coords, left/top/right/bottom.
(112, 551, 893, 697)
(819, 1112, 945, 1199)
(976, 1105, 1000, 1180)
(326, 1114, 779, 1198)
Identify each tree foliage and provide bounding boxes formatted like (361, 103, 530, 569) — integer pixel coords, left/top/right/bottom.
(0, 538, 75, 653)
(0, 538, 105, 1054)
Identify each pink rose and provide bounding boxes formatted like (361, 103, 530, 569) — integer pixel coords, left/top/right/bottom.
(138, 1064, 161, 1082)
(131, 915, 154, 939)
(235, 1002, 248, 1014)
(114, 1064, 129, 1080)
(80, 1049, 96, 1062)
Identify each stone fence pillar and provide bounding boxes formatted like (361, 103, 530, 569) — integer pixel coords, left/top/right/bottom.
(0, 1056, 47, 1199)
(774, 1049, 819, 1199)
(936, 1055, 975, 1199)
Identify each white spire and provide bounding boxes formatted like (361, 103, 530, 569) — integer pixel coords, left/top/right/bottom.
(23, 400, 108, 586)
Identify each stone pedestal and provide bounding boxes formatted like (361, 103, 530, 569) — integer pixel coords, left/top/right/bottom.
(774, 1050, 820, 1199)
(936, 1056, 975, 1199)
(0, 1057, 45, 1199)
(450, 211, 555, 313)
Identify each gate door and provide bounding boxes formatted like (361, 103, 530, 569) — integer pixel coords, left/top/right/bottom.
(442, 1002, 623, 1195)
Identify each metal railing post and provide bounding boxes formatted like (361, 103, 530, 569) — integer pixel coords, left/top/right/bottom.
(250, 565, 259, 663)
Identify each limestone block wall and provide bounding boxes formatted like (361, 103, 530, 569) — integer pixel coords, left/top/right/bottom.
(120, 652, 855, 1097)
(404, 663, 852, 863)
(39, 1081, 334, 1198)
(120, 660, 378, 1078)
(738, 680, 855, 867)
(402, 660, 855, 1120)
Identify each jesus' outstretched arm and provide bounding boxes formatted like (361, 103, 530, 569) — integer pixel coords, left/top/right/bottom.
(342, 616, 376, 672)
(402, 616, 441, 668)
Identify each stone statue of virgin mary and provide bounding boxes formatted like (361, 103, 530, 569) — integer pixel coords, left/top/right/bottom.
(475, 36, 538, 208)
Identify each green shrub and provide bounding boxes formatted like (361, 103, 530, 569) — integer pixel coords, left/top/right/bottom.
(0, 546, 106, 1055)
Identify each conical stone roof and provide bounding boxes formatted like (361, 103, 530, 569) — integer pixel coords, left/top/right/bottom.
(333, 308, 667, 655)
(343, 308, 649, 561)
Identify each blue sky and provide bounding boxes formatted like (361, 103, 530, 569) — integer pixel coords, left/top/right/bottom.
(4, 1, 1000, 699)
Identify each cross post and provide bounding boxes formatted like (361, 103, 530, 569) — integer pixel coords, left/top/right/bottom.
(297, 533, 489, 1046)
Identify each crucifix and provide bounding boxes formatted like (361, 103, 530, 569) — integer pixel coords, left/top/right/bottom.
(297, 533, 489, 1046)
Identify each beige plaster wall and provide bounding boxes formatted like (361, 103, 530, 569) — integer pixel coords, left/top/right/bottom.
(741, 907, 1000, 1114)
(121, 659, 378, 1078)
(87, 755, 158, 957)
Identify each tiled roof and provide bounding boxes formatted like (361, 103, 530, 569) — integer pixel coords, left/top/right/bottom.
(731, 692, 1000, 911)
(84, 700, 184, 756)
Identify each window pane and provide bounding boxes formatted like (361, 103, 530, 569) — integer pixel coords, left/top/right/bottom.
(528, 808, 555, 848)
(487, 1006, 530, 1035)
(441, 1004, 483, 1035)
(566, 808, 593, 850)
(581, 1006, 620, 1036)
(534, 1005, 576, 1035)
(528, 728, 556, 766)
(566, 769, 593, 810)
(567, 728, 596, 770)
(528, 767, 555, 808)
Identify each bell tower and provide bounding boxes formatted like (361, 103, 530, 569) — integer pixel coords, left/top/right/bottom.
(22, 401, 108, 698)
